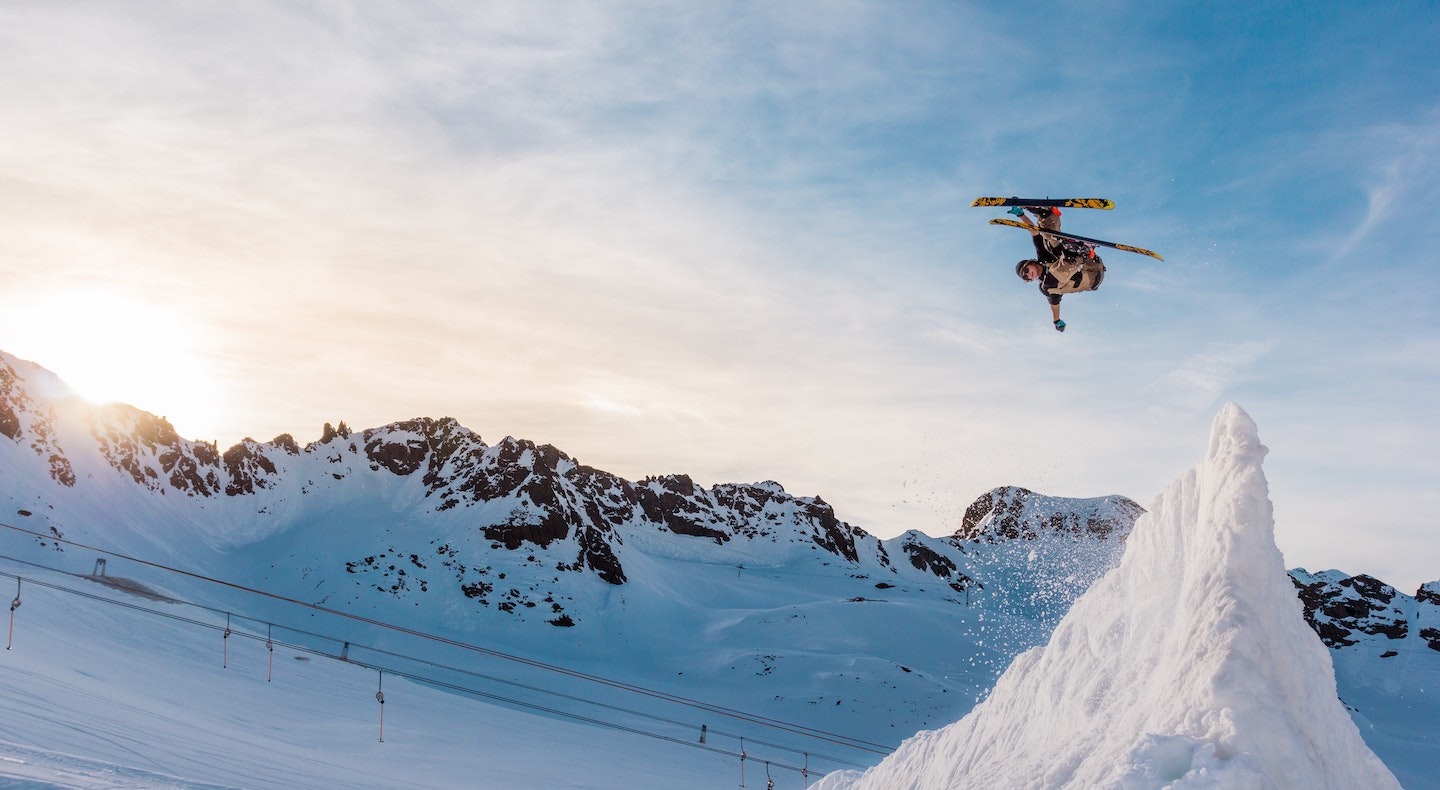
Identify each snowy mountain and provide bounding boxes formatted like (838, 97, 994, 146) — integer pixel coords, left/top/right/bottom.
(0, 348, 1141, 785)
(1, 349, 1436, 787)
(817, 404, 1401, 789)
(1289, 569, 1440, 785)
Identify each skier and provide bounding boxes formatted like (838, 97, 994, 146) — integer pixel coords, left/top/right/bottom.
(1012, 207, 1106, 332)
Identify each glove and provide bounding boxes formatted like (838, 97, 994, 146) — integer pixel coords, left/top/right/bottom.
(1007, 206, 1025, 217)
(1054, 319, 1066, 332)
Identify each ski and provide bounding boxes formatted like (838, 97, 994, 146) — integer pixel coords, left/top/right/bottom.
(971, 197, 1114, 210)
(989, 217, 1164, 261)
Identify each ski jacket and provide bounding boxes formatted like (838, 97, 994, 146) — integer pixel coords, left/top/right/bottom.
(1031, 226, 1105, 305)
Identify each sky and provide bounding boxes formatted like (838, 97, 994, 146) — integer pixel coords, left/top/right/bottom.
(0, 2, 1436, 590)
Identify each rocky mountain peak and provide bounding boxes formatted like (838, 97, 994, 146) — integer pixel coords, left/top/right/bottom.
(0, 350, 1158, 630)
(955, 485, 1145, 542)
(1288, 570, 1433, 651)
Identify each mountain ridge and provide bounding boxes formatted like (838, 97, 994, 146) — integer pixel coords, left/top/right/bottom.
(2, 348, 1436, 784)
(0, 349, 1143, 618)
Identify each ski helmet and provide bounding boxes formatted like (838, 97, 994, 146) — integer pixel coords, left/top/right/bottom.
(1016, 259, 1040, 281)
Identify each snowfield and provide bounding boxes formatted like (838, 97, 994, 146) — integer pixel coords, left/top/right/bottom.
(1, 349, 1436, 788)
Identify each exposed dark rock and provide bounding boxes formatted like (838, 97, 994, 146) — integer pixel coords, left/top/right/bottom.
(450, 436, 536, 502)
(364, 431, 430, 476)
(0, 400, 18, 441)
(1416, 583, 1440, 606)
(637, 475, 730, 543)
(960, 487, 1031, 539)
(807, 497, 861, 563)
(1291, 572, 1410, 648)
(461, 580, 493, 600)
(1, 358, 75, 486)
(91, 406, 222, 497)
(319, 421, 352, 444)
(956, 486, 1144, 542)
(222, 441, 279, 496)
(900, 535, 976, 594)
(1341, 574, 1397, 605)
(1422, 628, 1440, 653)
(0, 359, 25, 441)
(49, 454, 75, 487)
(484, 509, 571, 551)
(1421, 583, 1440, 652)
(577, 499, 626, 585)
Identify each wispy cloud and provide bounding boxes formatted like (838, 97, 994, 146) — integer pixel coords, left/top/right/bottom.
(1328, 109, 1440, 260)
(1142, 341, 1275, 412)
(0, 2, 1436, 587)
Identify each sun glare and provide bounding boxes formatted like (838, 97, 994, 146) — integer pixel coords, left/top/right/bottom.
(1, 289, 224, 441)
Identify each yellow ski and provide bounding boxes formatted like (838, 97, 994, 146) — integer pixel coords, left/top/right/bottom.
(989, 217, 1163, 261)
(971, 197, 1115, 210)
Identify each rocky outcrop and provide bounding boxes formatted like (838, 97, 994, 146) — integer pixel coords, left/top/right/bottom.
(1291, 571, 1411, 649)
(0, 360, 22, 442)
(222, 437, 292, 495)
(0, 355, 75, 487)
(1419, 581, 1440, 653)
(90, 405, 224, 496)
(1417, 582, 1440, 606)
(899, 533, 976, 593)
(636, 475, 731, 543)
(955, 486, 1145, 542)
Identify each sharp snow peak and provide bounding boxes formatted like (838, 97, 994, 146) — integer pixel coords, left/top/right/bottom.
(818, 403, 1400, 790)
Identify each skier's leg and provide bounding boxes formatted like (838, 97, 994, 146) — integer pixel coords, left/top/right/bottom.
(1027, 207, 1061, 232)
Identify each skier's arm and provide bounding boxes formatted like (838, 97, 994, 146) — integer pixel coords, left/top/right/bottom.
(1048, 294, 1066, 332)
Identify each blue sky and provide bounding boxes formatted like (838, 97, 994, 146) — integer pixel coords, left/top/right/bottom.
(0, 2, 1436, 590)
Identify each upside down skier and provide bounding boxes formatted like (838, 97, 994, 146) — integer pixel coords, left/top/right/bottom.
(1012, 207, 1106, 332)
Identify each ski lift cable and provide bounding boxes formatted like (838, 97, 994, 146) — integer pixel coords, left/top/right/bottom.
(0, 559, 875, 771)
(327, 628, 870, 767)
(0, 540, 893, 760)
(0, 522, 893, 753)
(3, 555, 837, 760)
(0, 565, 841, 777)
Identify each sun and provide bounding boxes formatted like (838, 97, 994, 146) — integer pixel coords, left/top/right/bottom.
(0, 288, 225, 441)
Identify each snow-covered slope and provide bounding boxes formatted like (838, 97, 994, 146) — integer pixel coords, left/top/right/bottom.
(819, 404, 1401, 789)
(2, 350, 1435, 787)
(1291, 570, 1440, 787)
(0, 348, 1145, 785)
